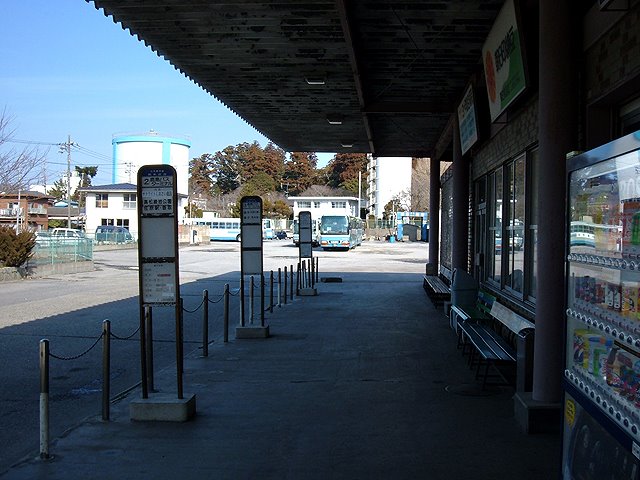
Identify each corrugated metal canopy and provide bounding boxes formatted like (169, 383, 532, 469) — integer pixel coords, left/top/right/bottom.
(88, 0, 505, 158)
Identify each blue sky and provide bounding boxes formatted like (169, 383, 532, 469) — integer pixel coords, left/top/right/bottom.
(1, 1, 332, 186)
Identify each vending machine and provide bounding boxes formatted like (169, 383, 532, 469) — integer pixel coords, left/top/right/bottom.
(563, 131, 640, 479)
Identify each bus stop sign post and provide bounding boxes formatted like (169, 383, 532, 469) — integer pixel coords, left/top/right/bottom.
(131, 164, 196, 422)
(298, 211, 317, 296)
(237, 196, 270, 339)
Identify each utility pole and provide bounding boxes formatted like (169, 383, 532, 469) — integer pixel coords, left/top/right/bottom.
(59, 135, 76, 228)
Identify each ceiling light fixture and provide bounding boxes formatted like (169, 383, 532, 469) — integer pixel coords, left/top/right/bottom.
(305, 77, 326, 85)
(326, 115, 343, 125)
(340, 142, 353, 148)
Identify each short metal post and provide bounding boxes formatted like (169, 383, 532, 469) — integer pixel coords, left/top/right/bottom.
(311, 257, 315, 287)
(260, 273, 265, 327)
(39, 339, 50, 459)
(270, 270, 274, 313)
(202, 290, 209, 357)
(249, 275, 255, 325)
(315, 257, 319, 284)
(278, 268, 282, 307)
(290, 264, 294, 300)
(102, 320, 111, 421)
(284, 266, 288, 305)
(223, 284, 230, 343)
(297, 262, 301, 295)
(145, 306, 154, 392)
(307, 259, 312, 287)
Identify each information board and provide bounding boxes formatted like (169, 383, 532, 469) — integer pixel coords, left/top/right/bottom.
(240, 196, 263, 275)
(137, 165, 179, 306)
(298, 211, 313, 259)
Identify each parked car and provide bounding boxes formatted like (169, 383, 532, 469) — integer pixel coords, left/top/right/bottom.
(275, 230, 289, 240)
(50, 228, 86, 239)
(94, 225, 134, 244)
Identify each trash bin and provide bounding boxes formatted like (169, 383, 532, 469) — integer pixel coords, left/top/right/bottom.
(389, 234, 396, 243)
(450, 268, 477, 309)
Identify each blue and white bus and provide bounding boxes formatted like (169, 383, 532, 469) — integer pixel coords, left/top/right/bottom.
(262, 218, 274, 240)
(293, 218, 320, 246)
(319, 215, 363, 250)
(188, 218, 242, 241)
(187, 217, 275, 242)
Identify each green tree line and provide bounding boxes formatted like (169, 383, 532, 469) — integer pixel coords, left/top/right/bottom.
(188, 141, 368, 218)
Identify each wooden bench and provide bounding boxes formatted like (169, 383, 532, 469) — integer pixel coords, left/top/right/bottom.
(455, 295, 534, 389)
(422, 274, 451, 307)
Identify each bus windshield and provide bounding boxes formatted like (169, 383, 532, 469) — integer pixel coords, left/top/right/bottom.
(320, 216, 349, 235)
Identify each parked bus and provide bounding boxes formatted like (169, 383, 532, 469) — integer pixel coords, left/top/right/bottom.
(293, 218, 320, 246)
(187, 218, 241, 241)
(319, 215, 363, 250)
(262, 218, 274, 240)
(186, 217, 275, 242)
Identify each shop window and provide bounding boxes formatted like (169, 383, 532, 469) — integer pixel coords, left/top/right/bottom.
(484, 148, 538, 303)
(488, 169, 503, 285)
(526, 149, 539, 301)
(505, 156, 525, 295)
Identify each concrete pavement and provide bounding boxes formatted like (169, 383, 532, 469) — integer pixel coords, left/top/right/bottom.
(1, 269, 561, 479)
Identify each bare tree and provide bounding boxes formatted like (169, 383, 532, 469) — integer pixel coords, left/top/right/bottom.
(0, 109, 48, 191)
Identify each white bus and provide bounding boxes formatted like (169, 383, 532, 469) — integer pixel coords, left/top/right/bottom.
(187, 217, 274, 242)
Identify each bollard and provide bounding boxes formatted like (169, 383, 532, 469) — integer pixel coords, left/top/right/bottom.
(202, 290, 209, 357)
(296, 262, 301, 295)
(39, 339, 50, 460)
(102, 320, 111, 421)
(311, 257, 315, 287)
(223, 284, 230, 343)
(284, 266, 288, 305)
(315, 257, 319, 284)
(261, 273, 265, 327)
(270, 270, 274, 313)
(290, 264, 294, 301)
(249, 276, 255, 325)
(278, 268, 282, 307)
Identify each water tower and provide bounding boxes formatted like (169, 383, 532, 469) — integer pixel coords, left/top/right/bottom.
(112, 131, 191, 195)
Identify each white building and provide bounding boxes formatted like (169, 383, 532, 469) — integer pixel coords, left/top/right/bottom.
(81, 183, 139, 239)
(290, 196, 360, 222)
(367, 157, 412, 219)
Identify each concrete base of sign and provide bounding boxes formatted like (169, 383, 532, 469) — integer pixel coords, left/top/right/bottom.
(130, 393, 196, 422)
(298, 287, 318, 296)
(236, 325, 270, 339)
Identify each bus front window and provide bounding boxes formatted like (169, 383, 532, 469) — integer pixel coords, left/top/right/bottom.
(321, 216, 349, 235)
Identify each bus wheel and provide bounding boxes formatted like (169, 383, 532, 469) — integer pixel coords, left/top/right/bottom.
(236, 234, 241, 242)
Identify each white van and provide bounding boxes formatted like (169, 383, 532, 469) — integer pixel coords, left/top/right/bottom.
(50, 228, 86, 239)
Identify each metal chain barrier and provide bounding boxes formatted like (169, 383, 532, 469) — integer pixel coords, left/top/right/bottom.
(181, 297, 205, 314)
(109, 324, 141, 341)
(47, 333, 104, 361)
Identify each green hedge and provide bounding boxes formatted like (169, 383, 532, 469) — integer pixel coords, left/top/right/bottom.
(0, 227, 36, 267)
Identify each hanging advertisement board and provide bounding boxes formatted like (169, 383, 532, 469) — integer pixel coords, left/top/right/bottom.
(482, 0, 528, 122)
(457, 84, 479, 155)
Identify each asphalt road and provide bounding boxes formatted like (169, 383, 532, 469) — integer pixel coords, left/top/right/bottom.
(0, 238, 427, 472)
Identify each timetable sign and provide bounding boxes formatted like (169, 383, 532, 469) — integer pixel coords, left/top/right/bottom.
(140, 168, 175, 216)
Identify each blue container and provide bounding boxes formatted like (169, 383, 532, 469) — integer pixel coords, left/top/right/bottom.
(389, 235, 396, 243)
